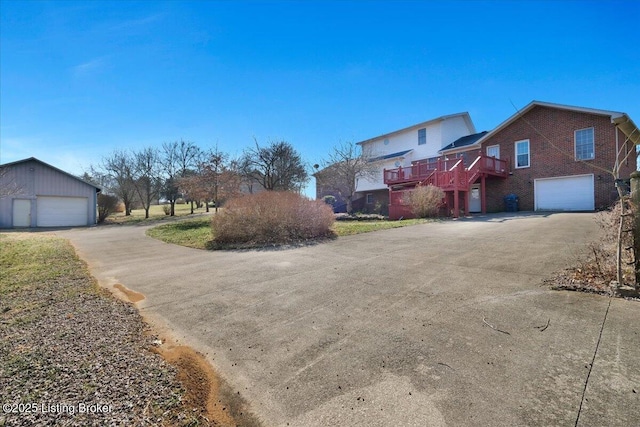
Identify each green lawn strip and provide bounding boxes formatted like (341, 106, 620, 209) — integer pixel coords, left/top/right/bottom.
(105, 203, 209, 225)
(0, 234, 89, 299)
(146, 217, 214, 248)
(333, 218, 429, 236)
(146, 217, 430, 249)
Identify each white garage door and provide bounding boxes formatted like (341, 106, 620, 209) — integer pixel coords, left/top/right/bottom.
(534, 175, 594, 211)
(37, 196, 88, 227)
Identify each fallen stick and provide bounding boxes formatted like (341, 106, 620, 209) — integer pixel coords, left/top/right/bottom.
(482, 317, 510, 335)
(534, 318, 551, 332)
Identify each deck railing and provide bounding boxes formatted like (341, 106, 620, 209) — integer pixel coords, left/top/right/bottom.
(384, 155, 508, 186)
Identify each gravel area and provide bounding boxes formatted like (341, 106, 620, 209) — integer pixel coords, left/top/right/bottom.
(0, 235, 212, 426)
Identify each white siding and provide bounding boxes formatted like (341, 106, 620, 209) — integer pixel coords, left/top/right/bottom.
(356, 115, 476, 194)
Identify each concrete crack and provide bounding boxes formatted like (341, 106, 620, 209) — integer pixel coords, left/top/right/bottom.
(574, 296, 612, 427)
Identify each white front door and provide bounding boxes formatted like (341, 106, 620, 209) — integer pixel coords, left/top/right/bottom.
(13, 199, 31, 227)
(469, 185, 481, 213)
(487, 145, 502, 172)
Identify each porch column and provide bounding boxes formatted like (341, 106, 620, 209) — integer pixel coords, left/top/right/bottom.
(453, 189, 459, 218)
(481, 175, 486, 214)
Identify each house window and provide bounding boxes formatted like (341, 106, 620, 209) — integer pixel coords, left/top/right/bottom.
(515, 139, 530, 168)
(575, 127, 595, 160)
(418, 128, 426, 145)
(366, 193, 374, 204)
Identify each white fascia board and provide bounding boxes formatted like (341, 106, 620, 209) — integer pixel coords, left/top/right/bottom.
(356, 112, 473, 146)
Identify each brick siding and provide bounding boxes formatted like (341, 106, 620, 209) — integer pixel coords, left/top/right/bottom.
(476, 106, 635, 211)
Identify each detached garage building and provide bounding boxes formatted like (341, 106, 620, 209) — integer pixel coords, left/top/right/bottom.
(0, 157, 100, 228)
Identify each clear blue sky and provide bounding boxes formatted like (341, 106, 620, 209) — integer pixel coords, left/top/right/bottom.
(1, 0, 638, 197)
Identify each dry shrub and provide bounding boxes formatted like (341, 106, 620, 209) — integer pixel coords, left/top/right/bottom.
(551, 199, 636, 294)
(211, 191, 335, 246)
(590, 200, 635, 284)
(403, 184, 445, 218)
(97, 194, 120, 223)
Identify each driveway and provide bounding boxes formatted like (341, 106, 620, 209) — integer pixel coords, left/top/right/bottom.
(58, 213, 640, 426)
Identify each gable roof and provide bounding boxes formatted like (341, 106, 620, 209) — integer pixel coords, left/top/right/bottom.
(0, 157, 102, 192)
(356, 112, 476, 146)
(440, 131, 488, 152)
(440, 101, 640, 153)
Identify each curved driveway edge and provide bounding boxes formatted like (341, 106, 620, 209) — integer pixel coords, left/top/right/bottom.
(57, 213, 640, 426)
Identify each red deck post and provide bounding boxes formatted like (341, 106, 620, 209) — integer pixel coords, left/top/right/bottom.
(481, 175, 486, 214)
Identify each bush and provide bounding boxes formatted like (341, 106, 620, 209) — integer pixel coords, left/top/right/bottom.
(211, 191, 335, 246)
(162, 204, 171, 215)
(322, 195, 336, 205)
(97, 194, 120, 223)
(403, 184, 444, 218)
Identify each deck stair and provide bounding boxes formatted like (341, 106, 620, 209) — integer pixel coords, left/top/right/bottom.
(384, 154, 509, 219)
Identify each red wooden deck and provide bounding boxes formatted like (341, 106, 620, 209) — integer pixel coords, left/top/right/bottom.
(385, 154, 509, 219)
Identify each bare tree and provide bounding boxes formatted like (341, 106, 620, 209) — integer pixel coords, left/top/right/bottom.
(317, 141, 378, 214)
(102, 150, 137, 216)
(240, 139, 309, 192)
(132, 147, 161, 219)
(197, 146, 242, 212)
(0, 165, 23, 198)
(159, 140, 202, 216)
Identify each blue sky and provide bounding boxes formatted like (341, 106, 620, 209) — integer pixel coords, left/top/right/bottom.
(1, 0, 639, 197)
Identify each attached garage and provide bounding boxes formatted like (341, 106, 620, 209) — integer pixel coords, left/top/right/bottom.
(0, 157, 100, 228)
(534, 174, 594, 211)
(37, 196, 89, 227)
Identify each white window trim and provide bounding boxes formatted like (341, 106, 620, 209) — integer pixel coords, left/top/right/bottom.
(486, 144, 500, 159)
(515, 139, 530, 169)
(418, 128, 426, 145)
(575, 127, 595, 161)
(366, 193, 374, 204)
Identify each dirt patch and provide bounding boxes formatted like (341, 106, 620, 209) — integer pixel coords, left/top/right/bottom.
(113, 283, 145, 303)
(160, 345, 237, 426)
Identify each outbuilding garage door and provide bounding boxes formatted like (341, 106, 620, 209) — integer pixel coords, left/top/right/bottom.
(36, 196, 88, 227)
(534, 175, 594, 211)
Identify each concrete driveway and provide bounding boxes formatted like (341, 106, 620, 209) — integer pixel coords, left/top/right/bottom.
(58, 213, 640, 426)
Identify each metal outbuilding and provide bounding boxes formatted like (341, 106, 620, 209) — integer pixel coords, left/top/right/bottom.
(0, 157, 101, 228)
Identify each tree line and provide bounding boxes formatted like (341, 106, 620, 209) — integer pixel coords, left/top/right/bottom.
(87, 139, 311, 218)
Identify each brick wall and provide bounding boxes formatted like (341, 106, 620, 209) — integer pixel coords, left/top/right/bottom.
(476, 106, 635, 211)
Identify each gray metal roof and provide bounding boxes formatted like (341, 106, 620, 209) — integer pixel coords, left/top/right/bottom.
(0, 157, 102, 192)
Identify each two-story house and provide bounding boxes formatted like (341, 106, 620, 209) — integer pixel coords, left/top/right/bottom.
(350, 112, 477, 214)
(384, 101, 639, 218)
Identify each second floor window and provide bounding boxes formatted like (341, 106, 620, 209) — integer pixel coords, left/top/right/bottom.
(515, 139, 530, 168)
(418, 128, 426, 145)
(575, 128, 595, 160)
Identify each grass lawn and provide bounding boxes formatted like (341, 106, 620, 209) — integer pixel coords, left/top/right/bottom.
(0, 232, 252, 426)
(146, 216, 431, 250)
(105, 202, 210, 224)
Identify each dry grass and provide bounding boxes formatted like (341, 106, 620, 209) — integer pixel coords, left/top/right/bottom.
(0, 232, 258, 426)
(549, 201, 637, 296)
